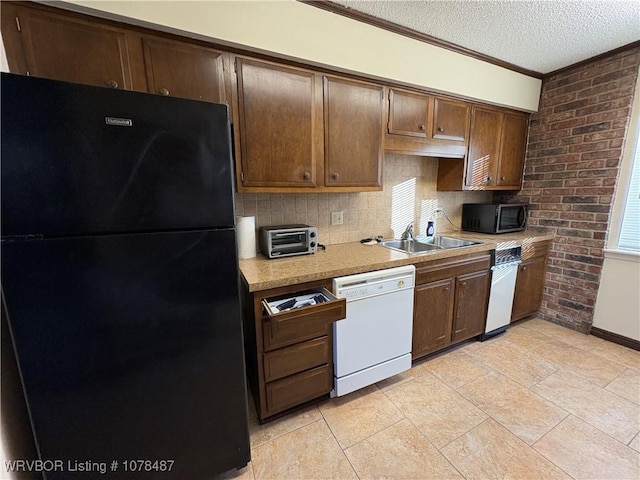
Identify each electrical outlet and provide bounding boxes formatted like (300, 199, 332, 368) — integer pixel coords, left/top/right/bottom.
(331, 211, 344, 225)
(434, 207, 444, 219)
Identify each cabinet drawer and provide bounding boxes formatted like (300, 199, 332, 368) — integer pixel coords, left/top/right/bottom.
(263, 336, 330, 382)
(262, 287, 345, 351)
(416, 254, 491, 285)
(265, 365, 332, 416)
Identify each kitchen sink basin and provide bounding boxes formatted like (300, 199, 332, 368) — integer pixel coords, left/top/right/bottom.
(380, 236, 482, 255)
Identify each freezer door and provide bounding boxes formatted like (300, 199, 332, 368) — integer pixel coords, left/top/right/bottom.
(1, 230, 250, 478)
(1, 73, 235, 237)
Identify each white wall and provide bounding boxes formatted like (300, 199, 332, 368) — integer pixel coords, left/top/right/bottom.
(592, 73, 640, 341)
(62, 0, 541, 112)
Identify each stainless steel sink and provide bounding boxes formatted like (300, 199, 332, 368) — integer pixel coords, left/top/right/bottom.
(380, 236, 482, 255)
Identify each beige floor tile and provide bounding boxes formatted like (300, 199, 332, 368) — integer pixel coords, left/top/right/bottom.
(532, 370, 640, 444)
(385, 374, 487, 448)
(631, 433, 640, 453)
(251, 419, 357, 480)
(606, 368, 640, 405)
(591, 341, 640, 370)
(534, 415, 640, 480)
(470, 339, 557, 388)
(532, 339, 627, 387)
(344, 418, 463, 480)
(218, 462, 255, 480)
(501, 324, 554, 350)
(376, 357, 433, 392)
(520, 318, 604, 351)
(424, 349, 495, 390)
(248, 404, 322, 448)
(458, 370, 568, 444)
(318, 384, 405, 448)
(441, 419, 571, 480)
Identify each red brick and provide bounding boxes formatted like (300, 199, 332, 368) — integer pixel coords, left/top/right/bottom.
(568, 141, 610, 153)
(592, 66, 639, 85)
(564, 178, 602, 187)
(578, 59, 623, 80)
(609, 138, 624, 148)
(583, 129, 625, 142)
(574, 187, 615, 195)
(586, 108, 631, 124)
(542, 92, 577, 107)
(566, 160, 606, 170)
(542, 111, 577, 124)
(577, 81, 623, 98)
(580, 149, 621, 160)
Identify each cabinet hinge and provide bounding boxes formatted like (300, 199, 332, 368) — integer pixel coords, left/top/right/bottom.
(15, 16, 21, 32)
(234, 59, 237, 74)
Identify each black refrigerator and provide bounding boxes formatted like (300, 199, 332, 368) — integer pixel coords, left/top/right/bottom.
(0, 73, 250, 479)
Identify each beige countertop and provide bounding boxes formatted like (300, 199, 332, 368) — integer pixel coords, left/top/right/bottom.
(239, 230, 554, 292)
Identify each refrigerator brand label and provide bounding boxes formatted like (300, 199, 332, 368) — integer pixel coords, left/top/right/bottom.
(105, 117, 133, 127)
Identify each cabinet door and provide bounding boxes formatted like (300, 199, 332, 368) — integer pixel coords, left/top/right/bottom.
(465, 107, 502, 188)
(433, 97, 469, 142)
(388, 89, 429, 138)
(7, 6, 134, 90)
(412, 279, 455, 360)
(511, 257, 547, 321)
(142, 37, 226, 103)
(451, 270, 490, 343)
(236, 59, 321, 188)
(497, 112, 528, 188)
(324, 76, 384, 188)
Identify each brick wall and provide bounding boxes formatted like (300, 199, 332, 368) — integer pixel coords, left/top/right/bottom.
(497, 47, 640, 333)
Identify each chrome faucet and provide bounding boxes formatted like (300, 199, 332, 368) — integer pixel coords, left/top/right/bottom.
(400, 222, 415, 240)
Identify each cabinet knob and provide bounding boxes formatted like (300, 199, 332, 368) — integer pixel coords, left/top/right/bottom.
(159, 88, 170, 96)
(486, 175, 492, 183)
(332, 172, 339, 180)
(444, 287, 450, 291)
(419, 124, 426, 131)
(107, 80, 119, 89)
(522, 266, 527, 271)
(501, 176, 506, 181)
(462, 281, 467, 287)
(437, 126, 444, 132)
(303, 171, 311, 180)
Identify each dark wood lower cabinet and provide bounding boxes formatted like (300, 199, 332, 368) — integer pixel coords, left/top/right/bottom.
(412, 253, 491, 361)
(451, 270, 490, 343)
(512, 240, 550, 321)
(241, 279, 345, 422)
(412, 279, 454, 359)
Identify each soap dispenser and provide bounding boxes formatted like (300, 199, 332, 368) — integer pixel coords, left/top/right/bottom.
(426, 216, 435, 237)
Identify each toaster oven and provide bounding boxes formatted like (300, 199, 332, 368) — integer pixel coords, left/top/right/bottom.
(258, 224, 318, 259)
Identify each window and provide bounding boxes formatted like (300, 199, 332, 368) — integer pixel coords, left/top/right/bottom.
(617, 121, 640, 252)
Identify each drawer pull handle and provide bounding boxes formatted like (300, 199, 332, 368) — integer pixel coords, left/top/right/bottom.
(303, 171, 311, 180)
(419, 124, 426, 131)
(437, 126, 444, 132)
(332, 172, 339, 180)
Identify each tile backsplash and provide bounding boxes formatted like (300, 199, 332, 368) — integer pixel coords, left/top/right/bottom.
(235, 154, 492, 247)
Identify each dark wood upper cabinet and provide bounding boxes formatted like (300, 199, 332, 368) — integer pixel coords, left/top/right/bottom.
(2, 4, 136, 90)
(433, 97, 469, 142)
(388, 89, 430, 138)
(324, 76, 384, 188)
(385, 88, 469, 158)
(235, 58, 321, 188)
(462, 106, 528, 190)
(142, 37, 226, 103)
(497, 112, 528, 187)
(465, 106, 503, 188)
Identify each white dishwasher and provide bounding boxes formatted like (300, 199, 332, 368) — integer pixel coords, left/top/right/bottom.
(332, 265, 415, 397)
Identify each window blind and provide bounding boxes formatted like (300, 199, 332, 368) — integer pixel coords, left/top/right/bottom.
(618, 131, 640, 251)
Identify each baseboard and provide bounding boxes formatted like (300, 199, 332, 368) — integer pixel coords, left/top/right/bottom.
(590, 327, 640, 351)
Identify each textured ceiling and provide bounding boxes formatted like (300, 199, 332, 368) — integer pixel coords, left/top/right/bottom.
(331, 0, 640, 74)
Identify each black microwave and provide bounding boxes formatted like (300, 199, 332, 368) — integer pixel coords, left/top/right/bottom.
(461, 203, 528, 234)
